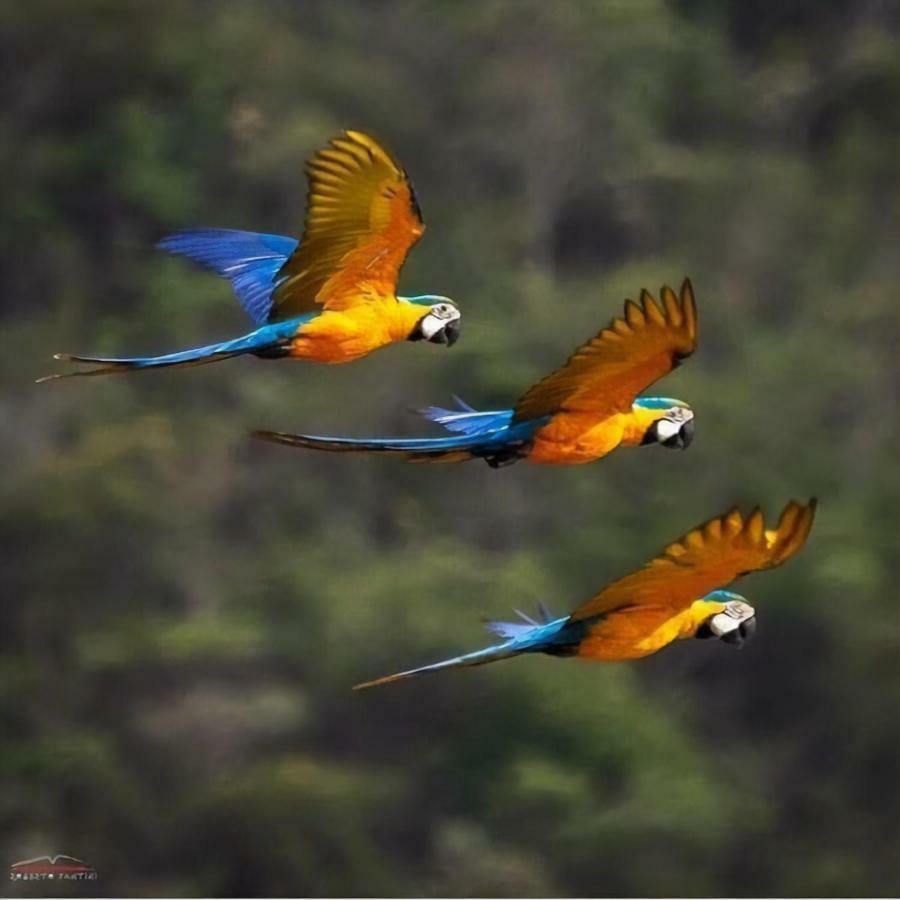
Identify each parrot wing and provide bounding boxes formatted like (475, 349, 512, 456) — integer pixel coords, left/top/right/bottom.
(271, 130, 425, 319)
(568, 499, 817, 622)
(512, 280, 697, 423)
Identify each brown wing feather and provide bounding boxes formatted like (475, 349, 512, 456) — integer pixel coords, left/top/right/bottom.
(512, 280, 697, 423)
(568, 499, 817, 622)
(271, 130, 425, 318)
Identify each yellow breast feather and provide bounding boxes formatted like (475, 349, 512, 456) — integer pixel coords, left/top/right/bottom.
(290, 301, 431, 364)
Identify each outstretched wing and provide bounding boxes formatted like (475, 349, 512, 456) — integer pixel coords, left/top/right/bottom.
(568, 499, 817, 622)
(271, 130, 425, 319)
(513, 280, 697, 423)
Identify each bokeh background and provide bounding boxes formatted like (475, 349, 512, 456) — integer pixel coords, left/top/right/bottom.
(3, 1, 899, 896)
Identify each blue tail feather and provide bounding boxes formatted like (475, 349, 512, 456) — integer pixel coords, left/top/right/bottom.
(353, 643, 518, 689)
(38, 320, 305, 381)
(253, 400, 550, 466)
(157, 228, 298, 325)
(485, 604, 565, 641)
(253, 415, 541, 465)
(354, 607, 576, 689)
(484, 620, 536, 639)
(252, 429, 502, 463)
(419, 397, 514, 436)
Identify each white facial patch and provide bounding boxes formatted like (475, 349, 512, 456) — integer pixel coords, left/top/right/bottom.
(419, 313, 444, 339)
(656, 406, 693, 441)
(655, 418, 681, 442)
(420, 305, 460, 339)
(709, 600, 756, 638)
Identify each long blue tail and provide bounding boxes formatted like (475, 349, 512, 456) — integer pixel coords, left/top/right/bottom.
(253, 399, 545, 466)
(157, 228, 298, 325)
(251, 428, 524, 464)
(353, 643, 519, 689)
(37, 320, 303, 382)
(353, 606, 574, 689)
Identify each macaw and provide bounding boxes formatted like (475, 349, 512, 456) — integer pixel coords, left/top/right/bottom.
(38, 131, 460, 382)
(354, 499, 817, 689)
(254, 280, 697, 466)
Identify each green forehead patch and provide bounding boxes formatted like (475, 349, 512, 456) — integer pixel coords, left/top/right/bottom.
(705, 589, 747, 603)
(400, 295, 458, 308)
(633, 396, 692, 411)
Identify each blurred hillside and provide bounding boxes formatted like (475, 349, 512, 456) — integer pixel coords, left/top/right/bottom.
(2, 1, 898, 896)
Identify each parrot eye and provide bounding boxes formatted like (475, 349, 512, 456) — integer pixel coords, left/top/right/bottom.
(409, 303, 461, 345)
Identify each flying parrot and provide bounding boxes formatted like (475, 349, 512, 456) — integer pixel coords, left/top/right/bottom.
(254, 280, 697, 466)
(38, 130, 460, 382)
(354, 499, 817, 689)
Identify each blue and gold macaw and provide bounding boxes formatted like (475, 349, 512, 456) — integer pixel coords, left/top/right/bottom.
(354, 500, 817, 689)
(254, 280, 697, 466)
(38, 131, 460, 382)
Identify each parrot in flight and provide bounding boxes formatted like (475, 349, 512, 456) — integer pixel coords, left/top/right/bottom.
(354, 499, 817, 689)
(254, 280, 697, 466)
(39, 130, 460, 382)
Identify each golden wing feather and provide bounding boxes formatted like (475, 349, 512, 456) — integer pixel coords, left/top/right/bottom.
(568, 499, 817, 622)
(512, 280, 698, 423)
(271, 130, 425, 318)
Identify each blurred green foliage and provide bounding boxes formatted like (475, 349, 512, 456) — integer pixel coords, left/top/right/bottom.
(2, 0, 899, 896)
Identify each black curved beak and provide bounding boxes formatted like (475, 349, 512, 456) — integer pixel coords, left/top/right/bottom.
(410, 319, 461, 346)
(435, 320, 460, 347)
(720, 616, 757, 649)
(661, 419, 694, 450)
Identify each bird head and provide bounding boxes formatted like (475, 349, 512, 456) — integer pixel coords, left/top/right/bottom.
(402, 296, 461, 346)
(635, 398, 695, 450)
(695, 590, 757, 648)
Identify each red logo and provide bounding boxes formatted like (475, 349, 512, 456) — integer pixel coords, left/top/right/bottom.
(9, 855, 97, 881)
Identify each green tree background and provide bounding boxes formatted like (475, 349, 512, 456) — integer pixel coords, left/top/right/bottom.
(2, 1, 898, 896)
